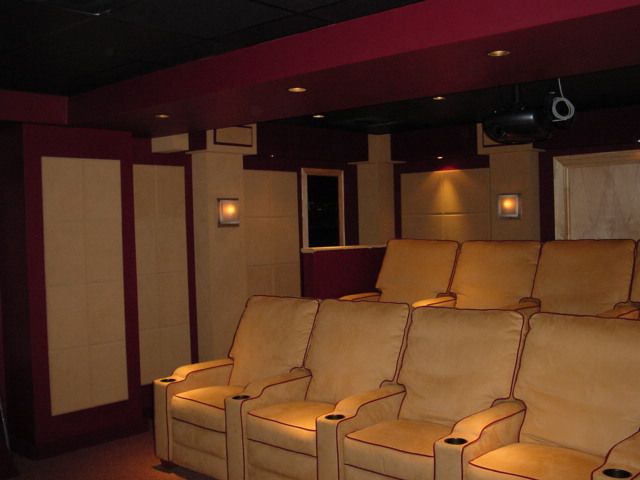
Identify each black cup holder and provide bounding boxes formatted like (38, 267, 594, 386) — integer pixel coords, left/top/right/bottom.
(325, 414, 345, 420)
(232, 394, 250, 400)
(160, 378, 176, 383)
(603, 469, 632, 479)
(444, 437, 468, 445)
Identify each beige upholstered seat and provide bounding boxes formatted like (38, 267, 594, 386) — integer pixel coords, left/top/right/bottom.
(341, 239, 459, 305)
(464, 313, 640, 480)
(341, 307, 525, 480)
(527, 239, 635, 316)
(414, 240, 541, 309)
(153, 295, 320, 480)
(243, 299, 411, 480)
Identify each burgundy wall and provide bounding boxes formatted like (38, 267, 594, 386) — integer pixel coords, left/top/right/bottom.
(302, 247, 386, 299)
(1, 124, 147, 457)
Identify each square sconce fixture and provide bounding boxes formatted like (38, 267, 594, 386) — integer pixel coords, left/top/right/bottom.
(218, 198, 240, 227)
(497, 193, 521, 219)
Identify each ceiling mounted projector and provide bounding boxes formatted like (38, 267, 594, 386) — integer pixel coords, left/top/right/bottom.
(483, 107, 552, 145)
(482, 80, 574, 145)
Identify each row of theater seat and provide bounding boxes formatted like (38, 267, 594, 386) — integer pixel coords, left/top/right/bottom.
(154, 295, 640, 480)
(341, 239, 640, 317)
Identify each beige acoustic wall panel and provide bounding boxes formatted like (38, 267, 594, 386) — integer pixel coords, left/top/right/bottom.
(42, 156, 128, 416)
(401, 168, 491, 241)
(244, 170, 300, 297)
(133, 165, 191, 385)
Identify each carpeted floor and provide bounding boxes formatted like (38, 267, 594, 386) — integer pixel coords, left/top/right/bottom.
(11, 430, 212, 479)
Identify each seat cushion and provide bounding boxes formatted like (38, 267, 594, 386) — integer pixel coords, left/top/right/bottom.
(305, 300, 410, 404)
(451, 241, 540, 308)
(344, 419, 451, 480)
(467, 443, 603, 480)
(228, 295, 319, 386)
(376, 239, 458, 304)
(246, 401, 334, 456)
(171, 384, 244, 432)
(532, 239, 635, 314)
(399, 307, 524, 425)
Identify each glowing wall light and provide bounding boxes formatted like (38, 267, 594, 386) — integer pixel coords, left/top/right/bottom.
(218, 198, 240, 226)
(497, 193, 521, 219)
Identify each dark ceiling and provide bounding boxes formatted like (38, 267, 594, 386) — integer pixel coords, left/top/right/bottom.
(2, 0, 640, 135)
(0, 0, 421, 96)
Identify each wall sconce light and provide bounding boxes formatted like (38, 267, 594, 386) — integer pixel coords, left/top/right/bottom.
(218, 198, 240, 226)
(497, 193, 521, 219)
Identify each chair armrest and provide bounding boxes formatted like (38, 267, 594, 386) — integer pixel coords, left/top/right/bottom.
(597, 302, 640, 318)
(316, 384, 406, 480)
(225, 368, 312, 480)
(434, 400, 526, 480)
(501, 298, 540, 318)
(412, 295, 456, 308)
(153, 358, 234, 460)
(593, 429, 640, 480)
(340, 292, 381, 302)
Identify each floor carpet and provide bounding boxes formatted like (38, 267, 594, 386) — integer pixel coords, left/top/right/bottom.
(12, 431, 212, 479)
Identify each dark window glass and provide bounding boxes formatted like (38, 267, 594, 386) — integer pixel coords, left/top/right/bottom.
(307, 175, 339, 247)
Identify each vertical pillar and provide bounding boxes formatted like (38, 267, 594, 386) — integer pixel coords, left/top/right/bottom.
(356, 135, 396, 245)
(190, 126, 255, 359)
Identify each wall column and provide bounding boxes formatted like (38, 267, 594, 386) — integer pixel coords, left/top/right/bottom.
(190, 126, 256, 359)
(355, 135, 396, 244)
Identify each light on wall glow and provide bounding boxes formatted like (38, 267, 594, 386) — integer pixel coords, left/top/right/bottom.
(498, 193, 521, 219)
(218, 198, 240, 226)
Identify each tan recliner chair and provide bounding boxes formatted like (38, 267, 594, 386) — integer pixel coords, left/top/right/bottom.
(241, 299, 411, 480)
(339, 307, 525, 480)
(462, 312, 640, 480)
(513, 239, 636, 317)
(341, 239, 459, 305)
(412, 241, 541, 310)
(153, 295, 320, 480)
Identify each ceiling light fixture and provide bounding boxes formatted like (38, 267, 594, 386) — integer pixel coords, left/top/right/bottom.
(154, 113, 170, 119)
(432, 96, 446, 101)
(312, 114, 325, 119)
(436, 155, 444, 160)
(288, 86, 307, 93)
(487, 49, 511, 57)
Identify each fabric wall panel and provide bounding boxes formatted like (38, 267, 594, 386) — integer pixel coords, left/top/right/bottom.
(42, 156, 128, 416)
(133, 164, 190, 385)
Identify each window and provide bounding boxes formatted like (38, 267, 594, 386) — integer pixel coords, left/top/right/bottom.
(301, 168, 345, 248)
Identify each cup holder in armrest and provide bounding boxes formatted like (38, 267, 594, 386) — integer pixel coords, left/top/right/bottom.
(603, 469, 632, 478)
(160, 378, 176, 383)
(444, 437, 468, 445)
(325, 414, 345, 420)
(232, 394, 250, 400)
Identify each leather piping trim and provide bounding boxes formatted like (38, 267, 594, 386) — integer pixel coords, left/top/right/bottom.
(344, 462, 404, 479)
(173, 394, 225, 411)
(172, 417, 226, 435)
(247, 437, 316, 458)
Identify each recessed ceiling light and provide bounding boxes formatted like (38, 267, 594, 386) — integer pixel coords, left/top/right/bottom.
(432, 96, 446, 101)
(312, 114, 325, 119)
(436, 155, 444, 160)
(288, 86, 307, 93)
(487, 49, 511, 57)
(154, 113, 170, 119)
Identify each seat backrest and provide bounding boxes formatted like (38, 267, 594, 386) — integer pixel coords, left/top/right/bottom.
(398, 307, 524, 425)
(228, 295, 320, 386)
(516, 313, 640, 457)
(450, 241, 541, 308)
(304, 299, 410, 404)
(376, 239, 458, 304)
(531, 239, 635, 314)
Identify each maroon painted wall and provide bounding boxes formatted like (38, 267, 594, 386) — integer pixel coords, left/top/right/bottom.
(302, 247, 386, 299)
